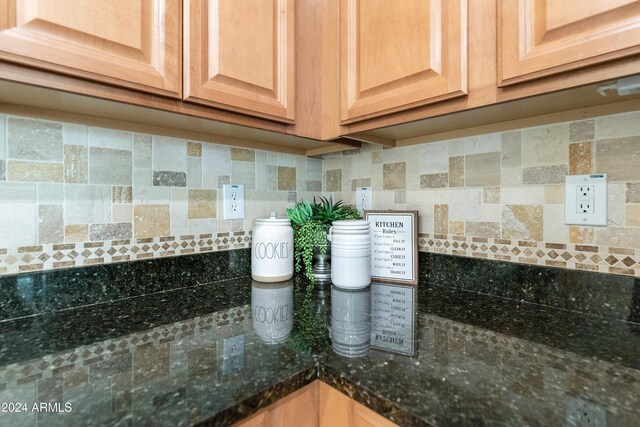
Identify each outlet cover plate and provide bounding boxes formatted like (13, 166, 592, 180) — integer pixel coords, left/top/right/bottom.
(222, 334, 245, 374)
(223, 184, 245, 220)
(355, 187, 372, 217)
(564, 174, 607, 226)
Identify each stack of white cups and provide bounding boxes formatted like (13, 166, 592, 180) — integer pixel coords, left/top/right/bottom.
(329, 220, 371, 289)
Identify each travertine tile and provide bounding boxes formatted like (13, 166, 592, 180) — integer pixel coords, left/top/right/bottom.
(64, 145, 88, 183)
(89, 222, 132, 241)
(230, 160, 255, 190)
(501, 131, 521, 167)
(434, 204, 448, 235)
(307, 181, 322, 192)
(466, 221, 500, 238)
(595, 137, 640, 180)
(420, 173, 448, 188)
(38, 204, 64, 244)
(188, 157, 202, 188)
(626, 205, 640, 226)
(8, 161, 63, 182)
(37, 183, 63, 204)
(8, 118, 63, 161)
(464, 134, 501, 155)
(188, 189, 216, 219)
(89, 147, 132, 185)
(448, 156, 464, 187)
(230, 147, 255, 162)
(595, 111, 640, 139)
(63, 123, 87, 146)
(502, 186, 545, 205)
(153, 136, 186, 172)
(64, 185, 111, 224)
(112, 186, 133, 203)
(522, 165, 567, 185)
(543, 204, 567, 244)
(449, 188, 482, 221)
(595, 227, 640, 248)
(134, 204, 170, 238)
(0, 115, 4, 159)
(0, 204, 36, 247)
(626, 183, 640, 203)
(88, 127, 131, 150)
(569, 120, 594, 142)
(544, 184, 564, 204)
(202, 144, 230, 188)
(372, 151, 382, 164)
(0, 161, 5, 181)
(569, 226, 594, 244)
(394, 190, 406, 204)
(113, 203, 133, 222)
(502, 205, 543, 241)
(483, 187, 500, 204)
(449, 221, 464, 235)
(608, 183, 625, 226)
(153, 171, 187, 187)
(465, 152, 500, 187)
(64, 224, 88, 242)
(569, 142, 592, 174)
(0, 182, 36, 203)
(383, 162, 406, 190)
(278, 166, 296, 190)
(187, 142, 202, 157)
(351, 178, 371, 191)
(325, 169, 342, 192)
(419, 142, 449, 173)
(521, 124, 569, 167)
(133, 134, 152, 168)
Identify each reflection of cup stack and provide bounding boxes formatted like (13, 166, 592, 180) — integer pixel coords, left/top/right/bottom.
(251, 280, 293, 344)
(331, 285, 371, 357)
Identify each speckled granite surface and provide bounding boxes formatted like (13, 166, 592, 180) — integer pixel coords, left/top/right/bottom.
(1, 253, 639, 426)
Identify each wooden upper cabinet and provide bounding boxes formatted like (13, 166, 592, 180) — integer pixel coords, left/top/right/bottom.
(184, 0, 295, 123)
(0, 0, 181, 97)
(499, 0, 640, 86)
(340, 0, 468, 124)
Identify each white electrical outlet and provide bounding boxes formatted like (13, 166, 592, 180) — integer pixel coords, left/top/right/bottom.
(355, 187, 372, 217)
(565, 174, 607, 226)
(223, 184, 245, 220)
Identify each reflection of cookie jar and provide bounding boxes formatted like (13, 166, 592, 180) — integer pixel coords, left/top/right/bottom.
(251, 280, 293, 344)
(251, 212, 294, 282)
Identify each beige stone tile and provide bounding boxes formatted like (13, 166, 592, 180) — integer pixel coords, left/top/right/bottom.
(569, 120, 594, 142)
(420, 173, 448, 189)
(394, 190, 406, 204)
(113, 203, 133, 222)
(188, 189, 216, 219)
(372, 151, 382, 164)
(449, 221, 464, 235)
(230, 147, 255, 162)
(63, 123, 88, 146)
(544, 184, 564, 204)
(64, 185, 111, 224)
(449, 188, 482, 221)
(595, 111, 640, 139)
(465, 152, 500, 187)
(112, 186, 133, 203)
(522, 165, 567, 185)
(89, 222, 132, 241)
(8, 160, 63, 182)
(626, 183, 640, 203)
(483, 187, 500, 204)
(569, 142, 593, 174)
(543, 204, 567, 244)
(626, 205, 640, 226)
(231, 160, 255, 190)
(419, 142, 449, 174)
(448, 156, 464, 187)
(278, 166, 296, 190)
(569, 226, 594, 244)
(202, 144, 230, 188)
(153, 136, 186, 172)
(65, 224, 88, 242)
(521, 123, 569, 167)
(501, 131, 521, 167)
(64, 145, 88, 183)
(325, 169, 342, 192)
(133, 134, 152, 168)
(434, 204, 448, 235)
(0, 204, 36, 247)
(383, 162, 406, 190)
(501, 167, 523, 186)
(89, 147, 132, 185)
(38, 204, 63, 244)
(134, 204, 170, 238)
(608, 183, 625, 227)
(188, 157, 202, 188)
(187, 141, 202, 157)
(464, 134, 501, 155)
(501, 186, 545, 205)
(88, 127, 131, 150)
(351, 178, 371, 191)
(465, 221, 500, 238)
(595, 227, 640, 248)
(0, 160, 4, 181)
(37, 183, 63, 204)
(8, 117, 63, 161)
(595, 137, 640, 181)
(0, 182, 36, 203)
(502, 205, 543, 241)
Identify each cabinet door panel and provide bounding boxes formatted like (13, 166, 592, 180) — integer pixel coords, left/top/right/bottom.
(0, 0, 181, 96)
(184, 0, 295, 122)
(341, 0, 468, 123)
(499, 0, 640, 85)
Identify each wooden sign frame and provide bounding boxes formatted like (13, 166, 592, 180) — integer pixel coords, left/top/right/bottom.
(364, 210, 419, 285)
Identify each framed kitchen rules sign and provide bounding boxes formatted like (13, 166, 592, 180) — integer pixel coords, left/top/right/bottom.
(364, 210, 418, 285)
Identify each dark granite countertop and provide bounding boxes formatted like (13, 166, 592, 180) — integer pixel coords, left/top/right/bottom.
(1, 274, 639, 426)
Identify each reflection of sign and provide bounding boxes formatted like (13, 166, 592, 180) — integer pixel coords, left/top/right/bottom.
(370, 283, 416, 356)
(365, 211, 418, 285)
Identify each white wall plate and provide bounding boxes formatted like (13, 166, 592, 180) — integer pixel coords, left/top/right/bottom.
(564, 174, 607, 226)
(223, 184, 245, 220)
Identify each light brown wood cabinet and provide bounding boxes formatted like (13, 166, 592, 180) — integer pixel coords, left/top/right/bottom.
(319, 382, 399, 427)
(499, 0, 640, 86)
(184, 0, 295, 123)
(340, 0, 468, 124)
(0, 0, 182, 97)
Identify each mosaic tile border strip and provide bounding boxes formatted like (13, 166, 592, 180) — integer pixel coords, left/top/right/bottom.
(418, 234, 640, 278)
(0, 305, 252, 387)
(0, 232, 252, 276)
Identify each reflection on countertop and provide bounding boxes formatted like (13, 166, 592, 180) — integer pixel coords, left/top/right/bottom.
(1, 274, 639, 426)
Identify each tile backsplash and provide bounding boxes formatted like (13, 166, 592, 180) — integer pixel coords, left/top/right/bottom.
(323, 110, 640, 277)
(0, 115, 320, 275)
(1, 110, 640, 277)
